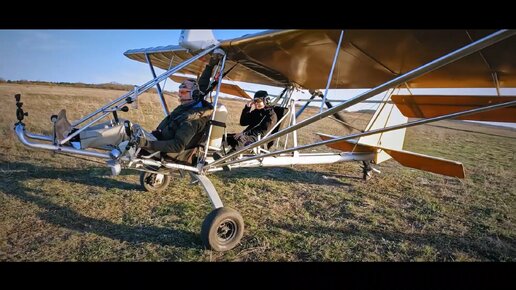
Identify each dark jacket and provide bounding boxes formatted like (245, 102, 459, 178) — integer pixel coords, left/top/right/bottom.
(148, 63, 216, 153)
(149, 101, 213, 153)
(240, 105, 277, 137)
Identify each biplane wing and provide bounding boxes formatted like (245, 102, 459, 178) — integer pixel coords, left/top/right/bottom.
(125, 30, 516, 90)
(124, 34, 288, 88)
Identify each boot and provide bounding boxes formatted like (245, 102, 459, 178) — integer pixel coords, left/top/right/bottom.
(212, 150, 231, 171)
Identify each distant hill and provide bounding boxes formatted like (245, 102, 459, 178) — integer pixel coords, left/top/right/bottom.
(0, 79, 176, 96)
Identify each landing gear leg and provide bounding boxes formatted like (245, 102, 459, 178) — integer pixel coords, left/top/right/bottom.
(189, 173, 244, 252)
(362, 161, 373, 181)
(361, 161, 381, 181)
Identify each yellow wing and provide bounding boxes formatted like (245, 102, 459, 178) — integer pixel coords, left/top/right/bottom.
(317, 134, 465, 179)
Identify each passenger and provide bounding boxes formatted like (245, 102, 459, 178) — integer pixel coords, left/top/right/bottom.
(213, 90, 277, 163)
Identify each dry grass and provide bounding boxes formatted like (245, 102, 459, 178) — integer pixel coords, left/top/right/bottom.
(1, 83, 515, 261)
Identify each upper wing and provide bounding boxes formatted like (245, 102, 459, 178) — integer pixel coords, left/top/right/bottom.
(124, 34, 288, 88)
(125, 30, 516, 89)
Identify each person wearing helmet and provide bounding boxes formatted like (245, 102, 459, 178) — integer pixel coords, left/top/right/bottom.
(213, 90, 277, 166)
(136, 49, 225, 164)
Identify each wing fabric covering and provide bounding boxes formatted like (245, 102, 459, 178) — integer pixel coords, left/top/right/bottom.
(391, 95, 516, 122)
(124, 30, 516, 90)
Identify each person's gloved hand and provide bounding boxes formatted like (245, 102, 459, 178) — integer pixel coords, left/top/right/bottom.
(209, 48, 225, 66)
(150, 130, 161, 139)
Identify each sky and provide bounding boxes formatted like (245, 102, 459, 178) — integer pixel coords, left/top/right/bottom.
(0, 29, 354, 104)
(1, 29, 514, 128)
(0, 30, 265, 85)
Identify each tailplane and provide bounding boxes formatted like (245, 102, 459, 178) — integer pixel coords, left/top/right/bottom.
(317, 96, 465, 178)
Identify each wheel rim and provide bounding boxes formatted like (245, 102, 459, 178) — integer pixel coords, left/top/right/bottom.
(216, 218, 237, 244)
(146, 173, 164, 188)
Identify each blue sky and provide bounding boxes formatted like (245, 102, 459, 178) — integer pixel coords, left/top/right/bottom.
(0, 30, 266, 85)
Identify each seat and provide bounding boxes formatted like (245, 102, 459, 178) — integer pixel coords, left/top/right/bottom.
(252, 106, 291, 154)
(142, 104, 228, 167)
(207, 103, 228, 151)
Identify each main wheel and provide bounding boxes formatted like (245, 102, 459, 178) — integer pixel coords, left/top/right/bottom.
(201, 207, 244, 252)
(139, 171, 171, 192)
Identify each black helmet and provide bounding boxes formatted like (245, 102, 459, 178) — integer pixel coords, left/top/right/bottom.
(254, 90, 270, 104)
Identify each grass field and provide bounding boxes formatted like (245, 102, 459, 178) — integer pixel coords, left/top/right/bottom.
(1, 83, 515, 261)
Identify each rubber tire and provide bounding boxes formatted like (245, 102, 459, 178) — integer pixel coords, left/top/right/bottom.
(201, 207, 244, 252)
(139, 171, 171, 192)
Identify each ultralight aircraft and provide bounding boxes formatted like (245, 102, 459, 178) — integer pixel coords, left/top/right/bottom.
(13, 29, 516, 251)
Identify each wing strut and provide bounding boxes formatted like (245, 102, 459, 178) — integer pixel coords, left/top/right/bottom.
(59, 45, 220, 146)
(145, 53, 170, 116)
(320, 30, 344, 113)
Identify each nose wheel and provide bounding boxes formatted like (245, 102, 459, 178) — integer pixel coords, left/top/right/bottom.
(201, 207, 244, 252)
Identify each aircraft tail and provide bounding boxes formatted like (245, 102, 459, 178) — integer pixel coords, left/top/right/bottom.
(317, 133, 465, 178)
(317, 95, 466, 178)
(357, 97, 408, 164)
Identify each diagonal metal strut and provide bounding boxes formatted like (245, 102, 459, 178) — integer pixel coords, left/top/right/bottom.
(220, 99, 516, 167)
(61, 45, 220, 145)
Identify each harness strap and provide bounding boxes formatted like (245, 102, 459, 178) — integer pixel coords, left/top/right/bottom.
(208, 119, 226, 128)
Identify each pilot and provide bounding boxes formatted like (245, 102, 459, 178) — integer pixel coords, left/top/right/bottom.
(136, 49, 225, 164)
(213, 90, 277, 164)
